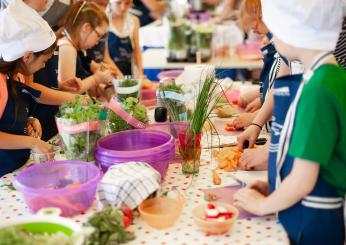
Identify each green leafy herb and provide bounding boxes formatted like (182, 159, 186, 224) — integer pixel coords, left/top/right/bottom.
(117, 79, 139, 101)
(84, 206, 135, 245)
(108, 97, 148, 132)
(57, 96, 103, 161)
(0, 227, 73, 245)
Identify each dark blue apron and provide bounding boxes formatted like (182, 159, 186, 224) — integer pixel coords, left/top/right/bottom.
(268, 69, 345, 243)
(108, 31, 133, 76)
(259, 33, 281, 105)
(32, 51, 60, 141)
(0, 79, 41, 176)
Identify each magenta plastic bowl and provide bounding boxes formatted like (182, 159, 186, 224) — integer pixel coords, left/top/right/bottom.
(146, 122, 189, 163)
(157, 70, 184, 80)
(95, 129, 175, 179)
(13, 161, 102, 217)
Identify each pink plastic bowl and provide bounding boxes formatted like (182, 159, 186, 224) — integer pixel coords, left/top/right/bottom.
(14, 161, 102, 217)
(236, 40, 262, 60)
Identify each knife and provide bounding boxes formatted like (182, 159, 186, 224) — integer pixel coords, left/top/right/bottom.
(204, 138, 267, 149)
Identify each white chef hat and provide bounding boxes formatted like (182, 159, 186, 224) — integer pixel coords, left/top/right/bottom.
(262, 0, 343, 51)
(0, 0, 56, 62)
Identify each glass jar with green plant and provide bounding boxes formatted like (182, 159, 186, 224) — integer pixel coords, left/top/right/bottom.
(108, 97, 148, 133)
(56, 97, 103, 162)
(113, 77, 140, 102)
(195, 25, 213, 61)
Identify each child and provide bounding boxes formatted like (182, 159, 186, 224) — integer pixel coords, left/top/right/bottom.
(58, 1, 113, 93)
(234, 0, 346, 244)
(108, 0, 143, 76)
(232, 0, 283, 130)
(0, 0, 78, 176)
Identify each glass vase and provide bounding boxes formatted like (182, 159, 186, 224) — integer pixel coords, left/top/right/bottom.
(178, 131, 202, 174)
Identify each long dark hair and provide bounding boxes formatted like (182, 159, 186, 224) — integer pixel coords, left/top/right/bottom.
(0, 41, 57, 122)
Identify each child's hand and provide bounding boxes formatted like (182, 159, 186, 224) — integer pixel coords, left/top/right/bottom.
(233, 188, 267, 216)
(230, 112, 256, 129)
(94, 70, 113, 85)
(60, 77, 83, 93)
(237, 124, 262, 151)
(245, 98, 261, 112)
(238, 90, 259, 108)
(246, 180, 269, 196)
(26, 117, 42, 139)
(238, 147, 268, 171)
(31, 138, 53, 154)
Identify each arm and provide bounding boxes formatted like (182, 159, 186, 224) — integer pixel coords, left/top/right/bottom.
(27, 82, 77, 105)
(132, 16, 144, 77)
(0, 131, 52, 153)
(237, 90, 273, 150)
(58, 43, 112, 93)
(234, 158, 319, 215)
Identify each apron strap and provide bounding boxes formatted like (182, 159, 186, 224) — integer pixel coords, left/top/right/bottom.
(275, 51, 334, 188)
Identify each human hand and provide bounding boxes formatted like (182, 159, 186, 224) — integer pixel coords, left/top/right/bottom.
(237, 124, 262, 151)
(31, 138, 53, 154)
(246, 180, 269, 196)
(245, 97, 261, 112)
(60, 77, 83, 93)
(238, 90, 259, 108)
(238, 146, 268, 171)
(229, 112, 256, 129)
(26, 117, 42, 139)
(94, 70, 113, 85)
(233, 188, 267, 216)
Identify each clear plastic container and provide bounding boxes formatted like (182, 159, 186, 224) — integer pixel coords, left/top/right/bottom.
(31, 145, 62, 163)
(14, 161, 102, 217)
(192, 202, 239, 234)
(95, 129, 175, 179)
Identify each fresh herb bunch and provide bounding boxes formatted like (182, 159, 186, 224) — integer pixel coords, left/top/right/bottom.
(158, 81, 187, 122)
(0, 227, 73, 245)
(108, 97, 148, 132)
(196, 27, 213, 50)
(57, 96, 103, 161)
(116, 79, 139, 101)
(84, 206, 135, 245)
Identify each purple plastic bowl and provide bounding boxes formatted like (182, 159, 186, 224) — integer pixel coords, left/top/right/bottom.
(95, 129, 175, 179)
(13, 160, 102, 217)
(157, 70, 184, 81)
(146, 122, 189, 163)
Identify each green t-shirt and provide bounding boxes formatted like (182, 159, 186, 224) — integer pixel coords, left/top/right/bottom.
(289, 64, 346, 196)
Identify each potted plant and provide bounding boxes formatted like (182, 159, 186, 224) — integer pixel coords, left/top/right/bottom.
(113, 77, 140, 102)
(178, 69, 224, 174)
(108, 97, 148, 133)
(56, 97, 103, 162)
(195, 25, 213, 61)
(157, 79, 187, 122)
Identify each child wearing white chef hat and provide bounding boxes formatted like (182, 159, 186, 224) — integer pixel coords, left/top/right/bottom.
(234, 0, 346, 244)
(0, 0, 77, 176)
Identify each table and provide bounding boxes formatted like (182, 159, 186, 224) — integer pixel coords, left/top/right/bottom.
(0, 134, 288, 245)
(143, 48, 263, 70)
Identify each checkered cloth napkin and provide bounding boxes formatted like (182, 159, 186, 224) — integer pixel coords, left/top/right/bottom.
(97, 162, 161, 209)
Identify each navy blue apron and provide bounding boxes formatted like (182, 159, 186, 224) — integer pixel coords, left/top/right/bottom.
(259, 33, 281, 105)
(108, 31, 133, 76)
(0, 79, 41, 176)
(32, 51, 60, 141)
(268, 54, 345, 245)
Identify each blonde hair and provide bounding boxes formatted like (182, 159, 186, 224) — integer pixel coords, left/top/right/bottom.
(239, 0, 262, 31)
